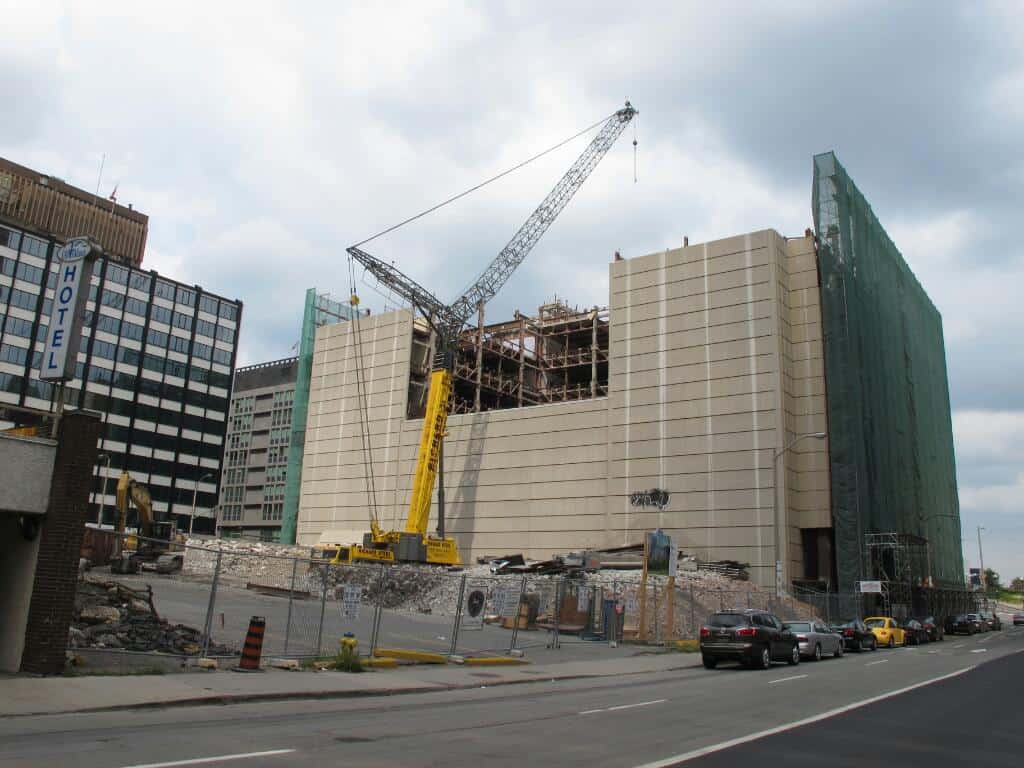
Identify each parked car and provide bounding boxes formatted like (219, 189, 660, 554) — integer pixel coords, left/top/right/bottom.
(978, 610, 1002, 631)
(788, 620, 844, 660)
(864, 616, 906, 648)
(967, 613, 990, 632)
(830, 619, 878, 652)
(903, 618, 930, 645)
(946, 614, 982, 635)
(699, 609, 800, 669)
(912, 616, 944, 642)
(1013, 613, 1024, 626)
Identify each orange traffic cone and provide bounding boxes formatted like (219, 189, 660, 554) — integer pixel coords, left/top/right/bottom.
(232, 616, 266, 672)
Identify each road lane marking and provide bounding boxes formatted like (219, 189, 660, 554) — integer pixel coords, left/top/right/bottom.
(631, 666, 974, 768)
(768, 675, 807, 684)
(953, 644, 965, 648)
(118, 751, 296, 768)
(971, 649, 988, 653)
(865, 659, 889, 666)
(581, 699, 667, 715)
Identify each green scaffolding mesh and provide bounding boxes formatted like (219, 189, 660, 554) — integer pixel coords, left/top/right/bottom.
(812, 152, 964, 590)
(280, 289, 355, 544)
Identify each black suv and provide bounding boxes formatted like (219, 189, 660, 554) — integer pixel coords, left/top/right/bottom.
(700, 610, 800, 669)
(830, 618, 878, 652)
(978, 610, 1002, 631)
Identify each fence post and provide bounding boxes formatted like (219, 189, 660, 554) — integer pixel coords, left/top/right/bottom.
(449, 573, 467, 657)
(549, 577, 563, 649)
(508, 575, 527, 654)
(316, 563, 329, 657)
(369, 563, 386, 656)
(283, 556, 298, 656)
(201, 550, 222, 658)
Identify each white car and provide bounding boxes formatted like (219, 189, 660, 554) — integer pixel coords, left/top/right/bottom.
(788, 619, 844, 660)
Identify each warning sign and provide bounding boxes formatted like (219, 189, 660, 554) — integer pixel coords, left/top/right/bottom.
(461, 584, 487, 630)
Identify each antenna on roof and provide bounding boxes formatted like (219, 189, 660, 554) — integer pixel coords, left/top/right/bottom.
(95, 153, 105, 196)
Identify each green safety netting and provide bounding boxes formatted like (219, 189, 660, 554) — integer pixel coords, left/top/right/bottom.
(812, 152, 964, 590)
(280, 289, 355, 543)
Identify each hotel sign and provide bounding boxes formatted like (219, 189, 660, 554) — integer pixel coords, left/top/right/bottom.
(41, 236, 101, 382)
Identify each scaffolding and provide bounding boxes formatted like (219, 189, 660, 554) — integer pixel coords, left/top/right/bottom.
(407, 298, 609, 418)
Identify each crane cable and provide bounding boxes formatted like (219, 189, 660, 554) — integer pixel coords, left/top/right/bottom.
(351, 110, 620, 249)
(347, 257, 381, 531)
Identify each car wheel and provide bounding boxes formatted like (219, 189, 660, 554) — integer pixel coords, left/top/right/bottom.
(870, 637, 878, 651)
(759, 646, 771, 670)
(813, 644, 822, 662)
(702, 655, 717, 670)
(788, 643, 800, 666)
(835, 642, 844, 658)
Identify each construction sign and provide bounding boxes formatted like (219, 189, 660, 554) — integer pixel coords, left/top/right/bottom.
(461, 584, 487, 630)
(341, 585, 362, 620)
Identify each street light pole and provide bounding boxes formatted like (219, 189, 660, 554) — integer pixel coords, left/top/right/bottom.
(190, 472, 214, 537)
(95, 453, 110, 525)
(773, 431, 827, 597)
(977, 525, 986, 590)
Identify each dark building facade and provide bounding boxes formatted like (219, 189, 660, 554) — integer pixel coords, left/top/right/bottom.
(0, 164, 241, 532)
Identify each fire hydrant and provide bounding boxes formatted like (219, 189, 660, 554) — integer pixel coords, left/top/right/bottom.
(337, 632, 361, 672)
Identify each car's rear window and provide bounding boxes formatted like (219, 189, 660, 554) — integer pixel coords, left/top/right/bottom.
(788, 622, 812, 631)
(708, 614, 747, 628)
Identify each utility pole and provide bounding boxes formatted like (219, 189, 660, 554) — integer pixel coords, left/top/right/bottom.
(977, 526, 986, 590)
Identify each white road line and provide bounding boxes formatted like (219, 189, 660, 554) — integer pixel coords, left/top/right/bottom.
(768, 674, 807, 684)
(630, 667, 974, 768)
(118, 751, 295, 768)
(608, 699, 668, 712)
(865, 659, 889, 666)
(581, 699, 667, 715)
(953, 643, 965, 648)
(971, 649, 988, 654)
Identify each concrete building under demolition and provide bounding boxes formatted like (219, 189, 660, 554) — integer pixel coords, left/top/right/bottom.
(296, 152, 964, 592)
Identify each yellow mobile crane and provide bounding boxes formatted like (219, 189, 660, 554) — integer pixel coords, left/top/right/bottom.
(335, 102, 638, 566)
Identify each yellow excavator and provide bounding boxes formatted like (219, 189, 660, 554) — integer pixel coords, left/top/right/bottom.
(110, 471, 177, 574)
(333, 102, 637, 567)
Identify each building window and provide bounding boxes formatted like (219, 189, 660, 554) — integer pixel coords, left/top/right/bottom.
(172, 311, 193, 331)
(212, 347, 232, 365)
(129, 272, 152, 292)
(106, 264, 128, 285)
(5, 316, 34, 338)
(169, 335, 190, 354)
(147, 328, 169, 348)
(0, 344, 28, 365)
(221, 504, 242, 522)
(125, 297, 148, 318)
(0, 226, 22, 251)
(15, 261, 44, 284)
(155, 279, 175, 300)
(218, 302, 238, 322)
(215, 325, 235, 343)
(193, 342, 212, 361)
(262, 502, 283, 521)
(20, 235, 48, 259)
(101, 290, 125, 310)
(199, 295, 218, 316)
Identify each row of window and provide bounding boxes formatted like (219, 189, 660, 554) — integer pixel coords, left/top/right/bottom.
(263, 483, 285, 502)
(270, 427, 290, 446)
(221, 504, 243, 521)
(262, 502, 283, 521)
(229, 413, 253, 433)
(223, 486, 244, 504)
(226, 449, 248, 468)
(227, 432, 250, 450)
(223, 468, 247, 486)
(267, 445, 289, 466)
(271, 407, 292, 427)
(266, 464, 287, 484)
(273, 389, 295, 408)
(102, 422, 222, 461)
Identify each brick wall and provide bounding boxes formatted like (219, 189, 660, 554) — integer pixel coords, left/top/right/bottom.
(20, 411, 101, 674)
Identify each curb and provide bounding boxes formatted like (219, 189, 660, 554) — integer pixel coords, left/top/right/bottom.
(1, 660, 702, 719)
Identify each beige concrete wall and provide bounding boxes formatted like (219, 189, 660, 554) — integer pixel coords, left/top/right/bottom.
(297, 230, 831, 587)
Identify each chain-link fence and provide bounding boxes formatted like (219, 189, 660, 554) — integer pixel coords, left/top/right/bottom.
(78, 532, 986, 663)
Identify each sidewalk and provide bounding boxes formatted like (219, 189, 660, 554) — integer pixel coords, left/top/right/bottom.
(0, 651, 699, 718)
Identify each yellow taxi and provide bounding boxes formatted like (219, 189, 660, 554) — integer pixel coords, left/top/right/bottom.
(864, 617, 906, 648)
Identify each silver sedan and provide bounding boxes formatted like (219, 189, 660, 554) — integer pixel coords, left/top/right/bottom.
(788, 620, 844, 661)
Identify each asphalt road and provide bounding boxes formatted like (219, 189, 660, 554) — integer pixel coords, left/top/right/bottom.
(3, 626, 1022, 767)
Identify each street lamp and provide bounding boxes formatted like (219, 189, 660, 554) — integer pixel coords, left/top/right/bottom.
(773, 431, 827, 597)
(977, 526, 986, 590)
(189, 472, 215, 537)
(95, 453, 110, 526)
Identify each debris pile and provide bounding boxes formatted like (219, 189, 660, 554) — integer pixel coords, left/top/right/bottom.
(181, 536, 312, 586)
(71, 579, 236, 655)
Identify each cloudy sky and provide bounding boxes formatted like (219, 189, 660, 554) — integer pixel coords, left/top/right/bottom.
(3, 1, 1021, 579)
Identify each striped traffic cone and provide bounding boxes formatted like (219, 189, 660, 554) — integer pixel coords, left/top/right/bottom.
(232, 616, 266, 672)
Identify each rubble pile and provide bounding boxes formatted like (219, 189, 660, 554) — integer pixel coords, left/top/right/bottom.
(71, 579, 235, 655)
(181, 536, 312, 586)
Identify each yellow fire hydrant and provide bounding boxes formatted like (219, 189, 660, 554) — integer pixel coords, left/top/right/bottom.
(336, 632, 362, 672)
